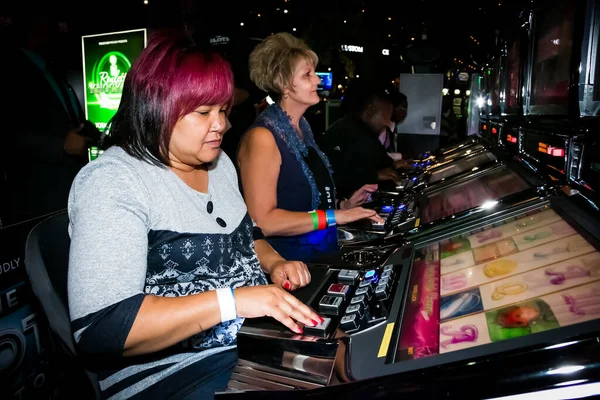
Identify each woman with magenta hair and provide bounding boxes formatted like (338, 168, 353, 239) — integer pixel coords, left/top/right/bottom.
(67, 31, 321, 399)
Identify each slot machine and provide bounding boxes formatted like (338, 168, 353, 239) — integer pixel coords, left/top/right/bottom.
(228, 128, 600, 399)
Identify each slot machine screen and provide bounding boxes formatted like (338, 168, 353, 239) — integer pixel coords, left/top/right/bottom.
(596, 26, 600, 102)
(437, 143, 486, 164)
(422, 167, 531, 224)
(579, 141, 600, 191)
(490, 58, 503, 116)
(395, 204, 600, 363)
(529, 1, 575, 115)
(429, 151, 497, 184)
(505, 36, 521, 115)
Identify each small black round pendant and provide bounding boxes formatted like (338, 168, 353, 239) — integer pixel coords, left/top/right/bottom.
(216, 217, 227, 227)
(207, 201, 213, 214)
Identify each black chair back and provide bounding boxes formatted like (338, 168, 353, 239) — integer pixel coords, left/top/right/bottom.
(24, 211, 101, 398)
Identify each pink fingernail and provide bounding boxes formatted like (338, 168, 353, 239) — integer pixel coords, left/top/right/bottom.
(311, 319, 319, 326)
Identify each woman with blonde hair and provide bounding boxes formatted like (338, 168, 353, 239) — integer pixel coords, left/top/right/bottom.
(237, 33, 382, 267)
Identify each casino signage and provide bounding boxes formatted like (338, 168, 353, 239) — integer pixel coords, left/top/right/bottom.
(341, 44, 364, 53)
(210, 35, 230, 46)
(82, 29, 147, 132)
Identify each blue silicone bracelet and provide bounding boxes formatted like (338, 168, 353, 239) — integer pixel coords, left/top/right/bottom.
(325, 209, 336, 227)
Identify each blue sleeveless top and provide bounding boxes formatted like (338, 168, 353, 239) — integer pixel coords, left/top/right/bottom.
(250, 104, 338, 262)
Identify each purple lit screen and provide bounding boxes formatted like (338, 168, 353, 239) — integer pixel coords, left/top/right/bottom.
(422, 168, 531, 224)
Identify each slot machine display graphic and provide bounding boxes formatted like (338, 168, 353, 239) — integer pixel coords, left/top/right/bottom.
(396, 206, 600, 360)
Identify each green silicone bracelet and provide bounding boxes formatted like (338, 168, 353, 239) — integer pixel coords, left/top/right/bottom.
(309, 211, 319, 230)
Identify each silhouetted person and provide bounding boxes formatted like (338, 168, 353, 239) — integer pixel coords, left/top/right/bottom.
(440, 96, 459, 147)
(379, 90, 408, 160)
(320, 82, 402, 198)
(0, 15, 100, 225)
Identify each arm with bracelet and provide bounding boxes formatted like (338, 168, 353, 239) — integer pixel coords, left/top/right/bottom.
(308, 209, 336, 230)
(238, 127, 336, 236)
(238, 128, 379, 237)
(68, 161, 320, 358)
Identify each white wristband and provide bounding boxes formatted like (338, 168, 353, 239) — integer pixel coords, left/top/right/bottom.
(216, 288, 237, 322)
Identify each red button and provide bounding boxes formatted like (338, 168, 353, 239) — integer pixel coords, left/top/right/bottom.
(327, 283, 351, 297)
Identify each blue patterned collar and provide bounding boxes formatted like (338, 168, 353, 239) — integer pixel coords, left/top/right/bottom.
(254, 104, 336, 209)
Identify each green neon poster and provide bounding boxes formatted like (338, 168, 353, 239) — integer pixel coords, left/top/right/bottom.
(82, 29, 147, 133)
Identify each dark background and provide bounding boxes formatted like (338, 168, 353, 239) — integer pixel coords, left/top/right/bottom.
(0, 0, 531, 94)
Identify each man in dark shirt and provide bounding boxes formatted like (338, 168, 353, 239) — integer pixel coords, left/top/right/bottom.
(0, 15, 99, 226)
(320, 86, 401, 199)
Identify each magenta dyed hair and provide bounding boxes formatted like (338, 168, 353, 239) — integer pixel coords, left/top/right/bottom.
(106, 30, 234, 165)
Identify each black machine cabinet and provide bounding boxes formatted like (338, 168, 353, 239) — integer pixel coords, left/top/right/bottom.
(229, 191, 600, 399)
(569, 130, 600, 197)
(343, 195, 600, 381)
(224, 0, 600, 392)
(379, 136, 496, 195)
(336, 150, 551, 253)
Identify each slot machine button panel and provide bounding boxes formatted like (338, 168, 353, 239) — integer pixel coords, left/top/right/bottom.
(318, 295, 343, 315)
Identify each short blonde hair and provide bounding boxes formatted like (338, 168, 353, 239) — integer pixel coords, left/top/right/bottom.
(249, 32, 318, 99)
